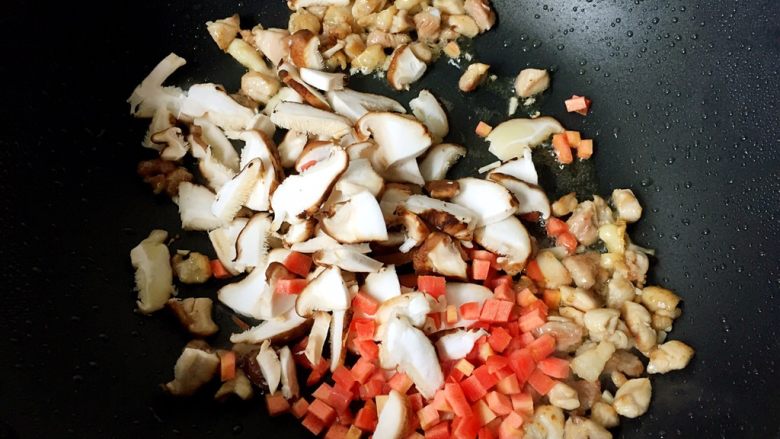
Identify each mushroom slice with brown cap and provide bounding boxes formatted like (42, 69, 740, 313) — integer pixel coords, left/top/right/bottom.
(278, 63, 331, 110)
(180, 83, 256, 132)
(356, 112, 432, 168)
(380, 157, 425, 186)
(327, 88, 406, 122)
(234, 130, 282, 212)
(295, 140, 340, 173)
(450, 177, 517, 226)
(278, 346, 300, 399)
(386, 44, 427, 91)
(128, 53, 187, 117)
(193, 118, 240, 171)
(256, 340, 282, 395)
(289, 30, 324, 70)
(278, 130, 308, 168)
(209, 217, 249, 275)
(330, 309, 349, 371)
(419, 143, 467, 182)
(486, 117, 565, 161)
(404, 194, 478, 240)
(152, 127, 189, 161)
(216, 250, 291, 320)
(271, 147, 348, 227)
(271, 102, 352, 139)
(299, 68, 345, 91)
(233, 213, 272, 269)
(130, 230, 175, 314)
(229, 307, 311, 344)
(291, 231, 371, 254)
(436, 329, 487, 360)
(296, 266, 350, 317)
(488, 148, 538, 185)
(198, 148, 237, 191)
(321, 191, 389, 243)
(304, 311, 332, 365)
(253, 28, 290, 66)
(409, 90, 448, 143)
(380, 316, 444, 399)
(380, 183, 415, 225)
(176, 182, 225, 231)
(314, 248, 383, 272)
(425, 180, 460, 200)
(474, 216, 532, 275)
(396, 207, 430, 252)
(364, 265, 402, 303)
(167, 298, 219, 337)
(164, 343, 220, 396)
(412, 232, 469, 279)
(374, 390, 410, 439)
(144, 107, 176, 150)
(212, 159, 262, 222)
(488, 173, 551, 219)
(206, 14, 240, 51)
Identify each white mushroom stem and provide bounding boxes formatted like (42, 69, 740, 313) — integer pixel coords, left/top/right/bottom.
(270, 102, 352, 139)
(380, 316, 444, 399)
(176, 182, 225, 231)
(299, 68, 346, 91)
(486, 117, 565, 161)
(128, 53, 187, 117)
(257, 340, 282, 394)
(409, 90, 449, 142)
(419, 143, 467, 182)
(179, 83, 256, 132)
(436, 329, 487, 360)
(130, 230, 174, 314)
(327, 88, 406, 122)
(305, 311, 332, 365)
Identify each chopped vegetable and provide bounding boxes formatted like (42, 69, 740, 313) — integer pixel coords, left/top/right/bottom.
(475, 121, 493, 137)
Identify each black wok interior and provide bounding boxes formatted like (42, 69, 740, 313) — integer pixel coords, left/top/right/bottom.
(0, 0, 778, 437)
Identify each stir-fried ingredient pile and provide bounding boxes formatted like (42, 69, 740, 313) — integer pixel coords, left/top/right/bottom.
(127, 1, 694, 438)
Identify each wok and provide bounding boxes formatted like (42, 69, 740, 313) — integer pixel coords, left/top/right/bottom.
(0, 0, 778, 437)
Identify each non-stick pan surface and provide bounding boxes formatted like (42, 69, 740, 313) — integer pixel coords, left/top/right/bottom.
(0, 0, 778, 437)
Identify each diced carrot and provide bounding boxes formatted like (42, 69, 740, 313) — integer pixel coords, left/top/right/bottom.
(471, 249, 498, 264)
(542, 289, 561, 310)
(518, 309, 546, 333)
(503, 411, 525, 430)
(302, 413, 326, 435)
(521, 299, 549, 317)
(309, 398, 337, 424)
(525, 259, 544, 283)
(354, 399, 378, 431)
(472, 259, 492, 280)
(493, 366, 514, 381)
(564, 130, 582, 147)
(479, 299, 500, 322)
(545, 217, 569, 237)
(460, 375, 488, 402)
(496, 374, 522, 395)
(519, 332, 535, 346)
(283, 251, 312, 277)
(332, 365, 357, 391)
(460, 302, 482, 320)
(507, 349, 536, 384)
(453, 415, 482, 439)
(473, 365, 499, 390)
(355, 339, 379, 361)
(408, 432, 425, 439)
(486, 355, 510, 374)
(475, 121, 493, 137)
(432, 389, 453, 412)
(472, 400, 498, 427)
(266, 393, 291, 416)
(446, 304, 459, 324)
(352, 292, 379, 315)
(313, 383, 333, 401)
(487, 274, 513, 290)
(537, 357, 570, 379)
(488, 328, 512, 353)
(345, 425, 362, 439)
(478, 340, 496, 363)
(479, 426, 496, 439)
(418, 275, 447, 298)
(351, 357, 376, 384)
(527, 369, 556, 395)
(516, 288, 538, 307)
(275, 278, 307, 295)
(388, 372, 414, 394)
(324, 423, 349, 439)
(551, 134, 573, 164)
(210, 259, 231, 279)
(493, 283, 514, 302)
(359, 379, 384, 400)
(485, 391, 513, 416)
(448, 367, 465, 384)
(498, 419, 523, 439)
(527, 334, 556, 361)
(291, 398, 310, 418)
(336, 406, 354, 426)
(418, 404, 441, 430)
(425, 421, 451, 439)
(307, 359, 331, 386)
(578, 138, 594, 159)
(445, 383, 474, 417)
(494, 301, 513, 322)
(352, 318, 375, 340)
(218, 351, 236, 382)
(565, 95, 589, 113)
(511, 393, 534, 415)
(455, 358, 476, 376)
(557, 232, 578, 254)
